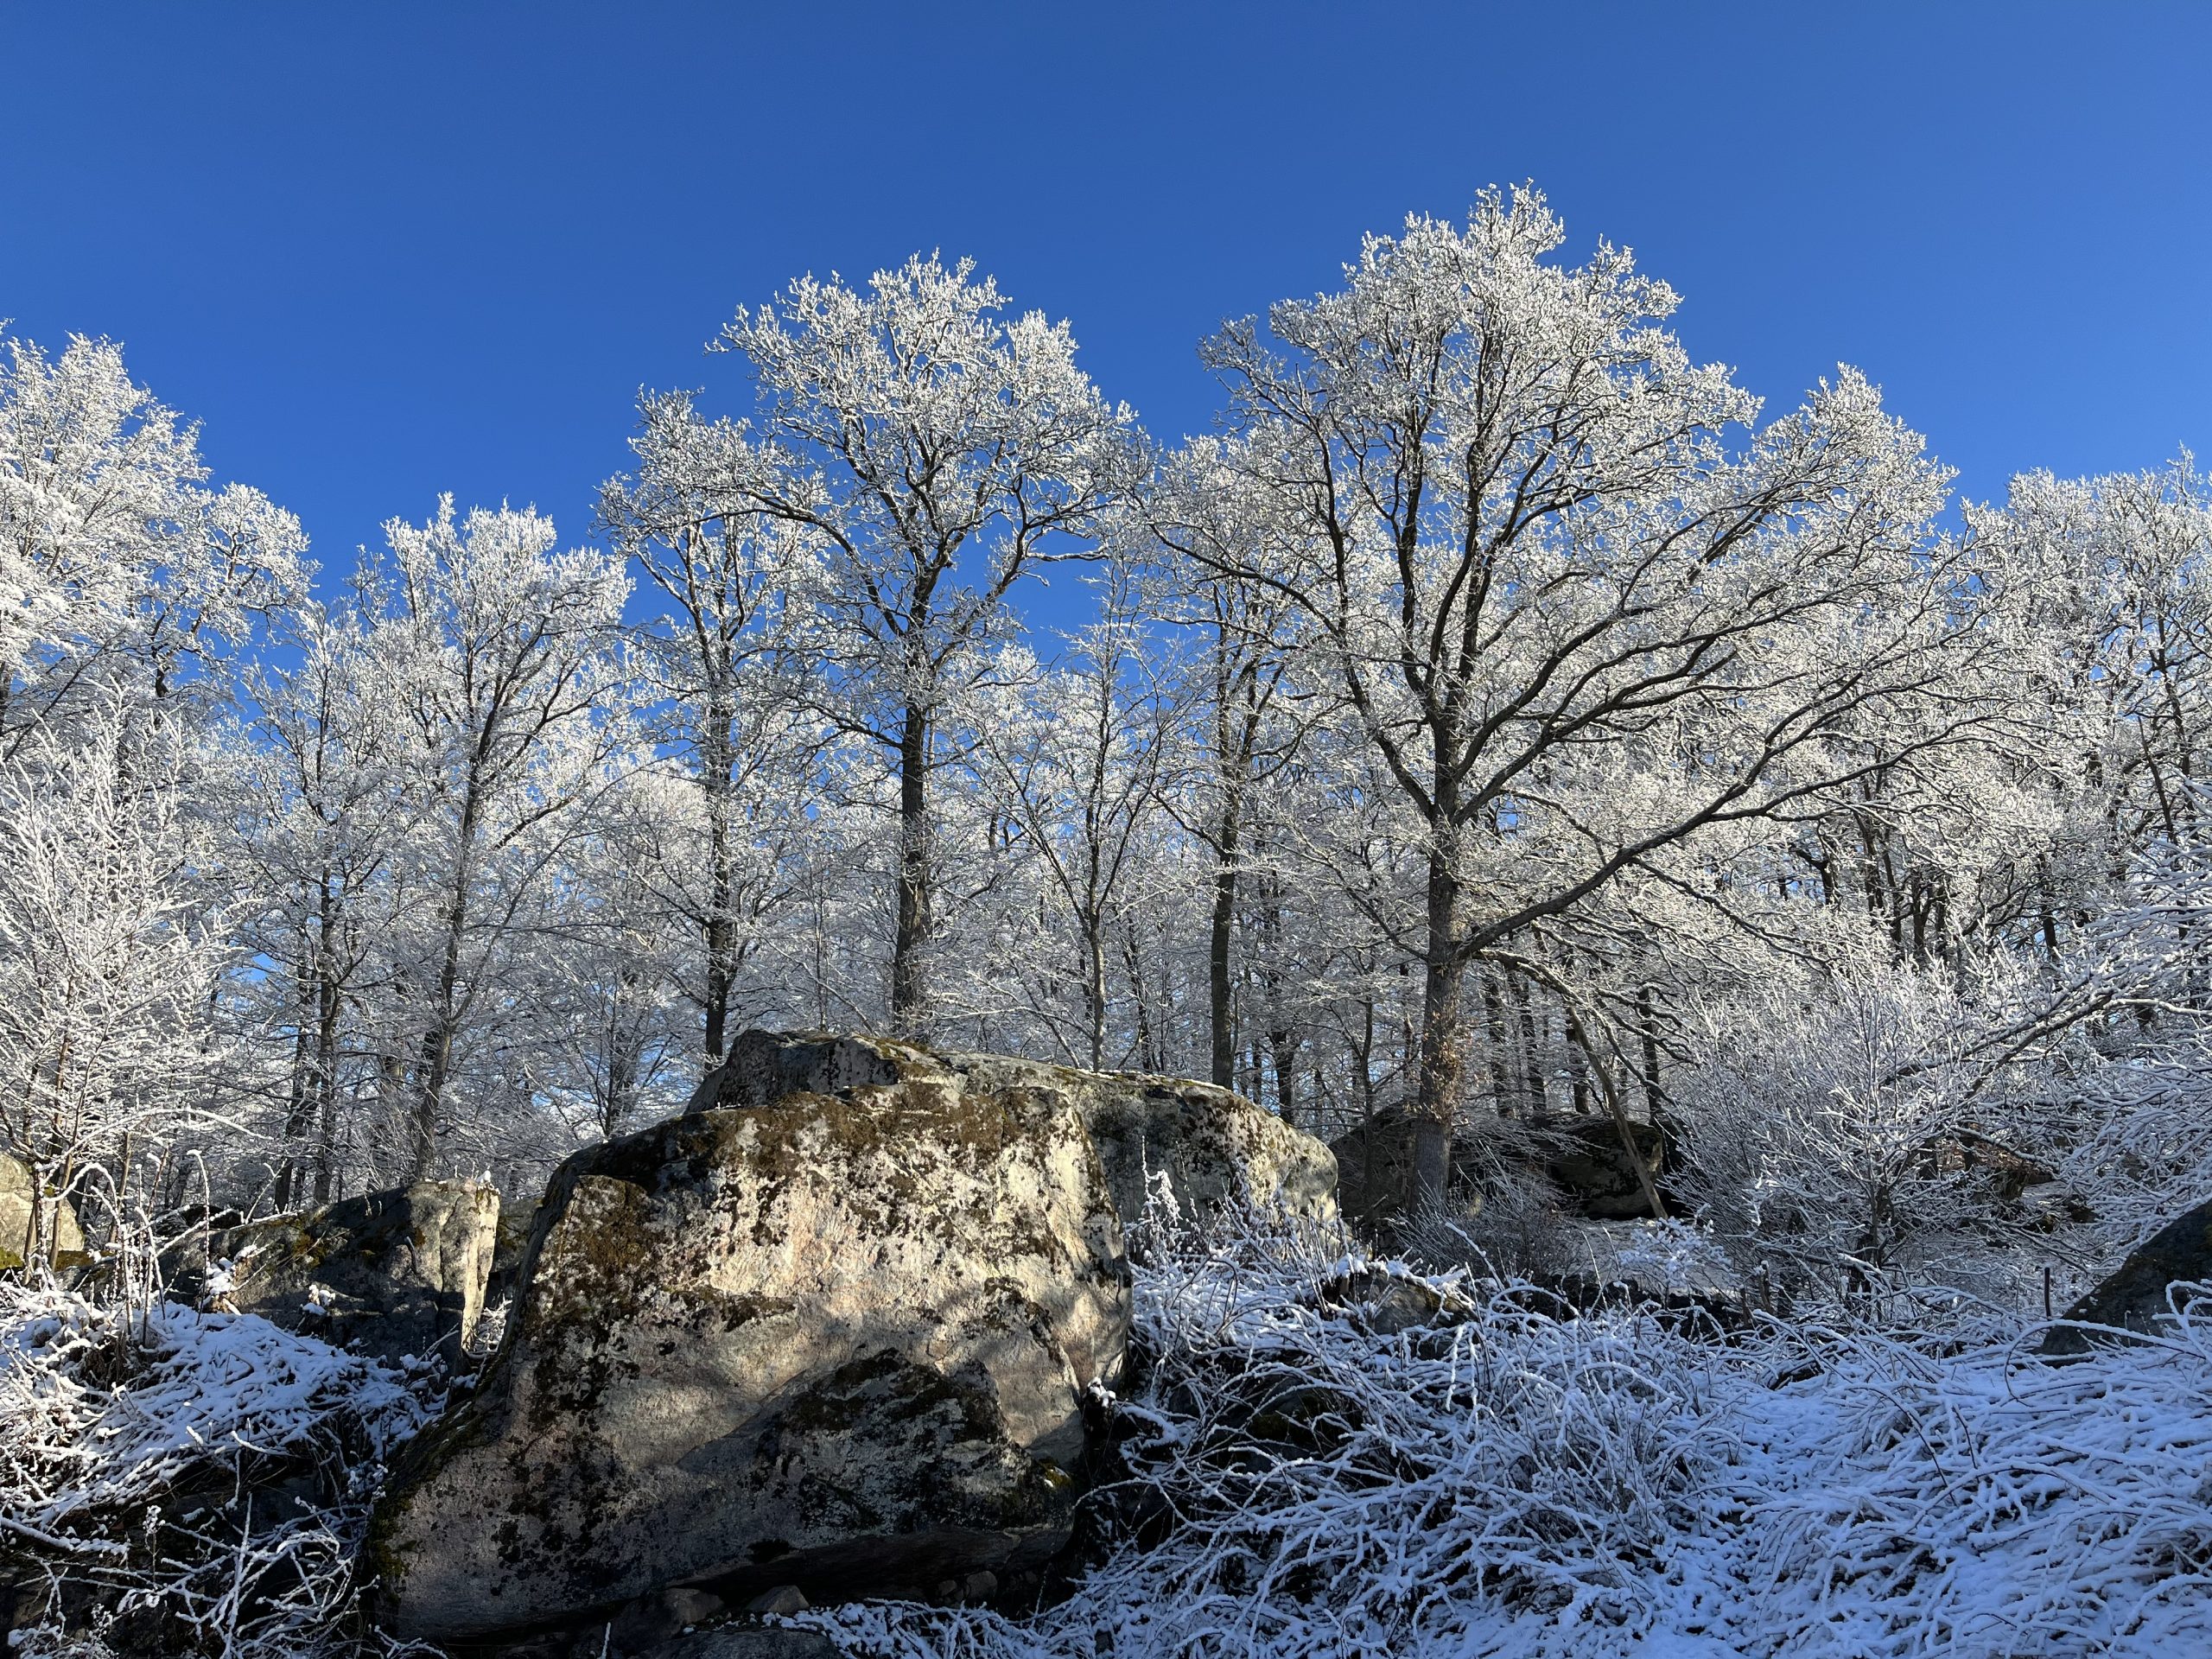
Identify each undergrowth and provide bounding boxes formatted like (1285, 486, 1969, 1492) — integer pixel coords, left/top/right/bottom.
(802, 1214, 2212, 1659)
(0, 1284, 435, 1657)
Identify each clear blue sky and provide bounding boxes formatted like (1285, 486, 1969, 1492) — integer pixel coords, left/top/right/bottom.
(4, 3, 2209, 626)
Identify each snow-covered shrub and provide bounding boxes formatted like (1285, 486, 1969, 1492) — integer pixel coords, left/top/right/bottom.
(799, 1210, 2212, 1659)
(801, 1210, 1738, 1658)
(0, 1283, 434, 1657)
(1670, 961, 2032, 1303)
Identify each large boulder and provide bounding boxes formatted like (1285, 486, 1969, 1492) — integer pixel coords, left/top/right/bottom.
(688, 1033, 1336, 1237)
(0, 1154, 88, 1270)
(175, 1180, 499, 1368)
(1543, 1116, 1669, 1221)
(938, 1048, 1338, 1235)
(1331, 1105, 1475, 1230)
(372, 1038, 1131, 1643)
(2043, 1195, 2212, 1356)
(1331, 1109, 1670, 1230)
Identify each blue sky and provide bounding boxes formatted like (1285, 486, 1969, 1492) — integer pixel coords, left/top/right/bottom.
(3, 3, 2209, 629)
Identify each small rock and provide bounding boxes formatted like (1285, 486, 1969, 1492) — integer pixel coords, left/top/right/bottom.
(608, 1585, 727, 1651)
(960, 1570, 998, 1602)
(0, 1152, 89, 1270)
(746, 1585, 808, 1618)
(935, 1579, 959, 1601)
(2044, 1193, 2212, 1356)
(662, 1587, 724, 1627)
(607, 1592, 681, 1652)
(167, 1179, 499, 1367)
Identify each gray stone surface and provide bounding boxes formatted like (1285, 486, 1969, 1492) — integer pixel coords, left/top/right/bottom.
(632, 1629, 836, 1659)
(0, 1153, 87, 1270)
(372, 1036, 1131, 1642)
(2044, 1194, 2212, 1356)
(943, 1048, 1338, 1236)
(1330, 1105, 1469, 1230)
(175, 1179, 499, 1367)
(1331, 1109, 1670, 1228)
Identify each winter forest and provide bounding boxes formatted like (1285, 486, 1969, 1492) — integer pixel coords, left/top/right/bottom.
(10, 186, 2212, 1658)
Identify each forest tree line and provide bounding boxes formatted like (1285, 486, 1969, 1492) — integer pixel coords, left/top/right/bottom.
(8, 188, 2212, 1300)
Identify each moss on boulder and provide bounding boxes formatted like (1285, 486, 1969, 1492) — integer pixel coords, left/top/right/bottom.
(168, 1179, 499, 1367)
(372, 1035, 1133, 1643)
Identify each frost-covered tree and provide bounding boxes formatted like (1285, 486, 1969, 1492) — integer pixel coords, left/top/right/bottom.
(710, 255, 1140, 1034)
(599, 390, 828, 1064)
(223, 608, 414, 1206)
(974, 580, 1176, 1067)
(364, 500, 632, 1178)
(1141, 437, 1314, 1088)
(0, 329, 303, 753)
(1188, 188, 1990, 1214)
(0, 702, 239, 1261)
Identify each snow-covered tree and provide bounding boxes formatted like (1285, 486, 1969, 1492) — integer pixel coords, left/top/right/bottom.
(0, 329, 303, 753)
(599, 389, 828, 1065)
(709, 255, 1141, 1034)
(0, 702, 239, 1262)
(973, 579, 1177, 1067)
(364, 499, 632, 1179)
(1187, 188, 1992, 1214)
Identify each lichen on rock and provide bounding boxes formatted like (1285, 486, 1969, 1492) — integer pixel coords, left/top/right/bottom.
(372, 1036, 1135, 1642)
(166, 1179, 499, 1368)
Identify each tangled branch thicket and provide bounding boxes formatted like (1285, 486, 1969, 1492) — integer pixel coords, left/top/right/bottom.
(0, 1284, 435, 1658)
(6, 1212, 2212, 1656)
(804, 1214, 2212, 1659)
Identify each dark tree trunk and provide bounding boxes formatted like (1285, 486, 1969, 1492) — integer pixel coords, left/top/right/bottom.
(1408, 844, 1465, 1214)
(702, 694, 738, 1064)
(1208, 785, 1243, 1088)
(275, 950, 314, 1213)
(889, 701, 933, 1035)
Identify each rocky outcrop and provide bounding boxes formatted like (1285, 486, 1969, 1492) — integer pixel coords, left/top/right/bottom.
(175, 1180, 499, 1368)
(1923, 1130, 2056, 1203)
(1543, 1117, 1669, 1221)
(486, 1196, 537, 1304)
(0, 1154, 88, 1270)
(2043, 1195, 2212, 1356)
(1331, 1109, 1671, 1230)
(372, 1037, 1132, 1643)
(1330, 1106, 1476, 1230)
(939, 1049, 1338, 1235)
(687, 1033, 1337, 1236)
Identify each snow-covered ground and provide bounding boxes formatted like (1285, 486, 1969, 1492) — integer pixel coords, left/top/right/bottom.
(804, 1217, 2212, 1659)
(6, 1220, 2209, 1658)
(0, 1285, 433, 1657)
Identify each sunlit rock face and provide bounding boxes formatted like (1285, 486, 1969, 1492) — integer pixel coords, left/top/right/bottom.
(938, 1047, 1338, 1242)
(0, 1153, 88, 1270)
(371, 1034, 1134, 1642)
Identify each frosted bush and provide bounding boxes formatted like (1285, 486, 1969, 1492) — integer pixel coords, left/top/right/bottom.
(801, 1211, 2212, 1659)
(0, 1283, 435, 1657)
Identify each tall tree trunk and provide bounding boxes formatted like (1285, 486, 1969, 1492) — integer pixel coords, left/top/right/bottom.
(889, 702, 933, 1035)
(275, 942, 314, 1212)
(1208, 783, 1243, 1088)
(1511, 969, 1545, 1122)
(1483, 972, 1515, 1118)
(1084, 920, 1108, 1070)
(313, 963, 341, 1204)
(702, 702, 737, 1064)
(410, 778, 483, 1180)
(1410, 842, 1465, 1214)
